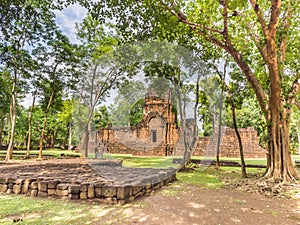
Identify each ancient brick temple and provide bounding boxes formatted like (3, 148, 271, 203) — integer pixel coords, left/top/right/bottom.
(98, 89, 179, 156)
(98, 89, 266, 158)
(192, 127, 266, 158)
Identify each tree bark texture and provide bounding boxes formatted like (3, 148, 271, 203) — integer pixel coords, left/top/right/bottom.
(26, 90, 37, 159)
(39, 89, 55, 158)
(5, 67, 17, 162)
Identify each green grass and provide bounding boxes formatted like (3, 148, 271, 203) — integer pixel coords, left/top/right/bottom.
(176, 167, 224, 189)
(0, 194, 108, 225)
(104, 154, 180, 169)
(0, 149, 81, 160)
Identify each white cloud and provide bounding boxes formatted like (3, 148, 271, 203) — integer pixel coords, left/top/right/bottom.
(55, 4, 87, 43)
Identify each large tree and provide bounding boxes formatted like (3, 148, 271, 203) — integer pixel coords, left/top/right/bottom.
(91, 0, 300, 181)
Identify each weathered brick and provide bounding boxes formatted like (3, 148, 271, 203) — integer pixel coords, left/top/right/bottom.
(152, 182, 162, 190)
(24, 178, 36, 184)
(145, 182, 152, 190)
(94, 182, 103, 188)
(0, 178, 8, 184)
(80, 184, 88, 192)
(30, 182, 38, 189)
(48, 189, 56, 196)
(68, 185, 80, 194)
(13, 184, 22, 194)
(38, 181, 48, 192)
(0, 184, 8, 193)
(102, 185, 117, 198)
(15, 179, 24, 185)
(56, 189, 69, 197)
(8, 178, 16, 183)
(134, 189, 146, 199)
(80, 191, 88, 199)
(22, 182, 30, 194)
(48, 180, 60, 189)
(57, 183, 69, 190)
(95, 187, 102, 198)
(27, 189, 38, 197)
(132, 186, 143, 195)
(69, 193, 79, 199)
(37, 191, 48, 197)
(88, 185, 95, 199)
(117, 186, 132, 200)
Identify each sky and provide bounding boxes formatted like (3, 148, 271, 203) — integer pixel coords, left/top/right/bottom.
(54, 4, 88, 43)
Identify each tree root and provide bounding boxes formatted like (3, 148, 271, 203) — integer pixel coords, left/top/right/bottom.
(223, 176, 300, 199)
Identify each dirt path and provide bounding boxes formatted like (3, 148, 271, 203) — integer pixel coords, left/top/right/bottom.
(92, 182, 300, 225)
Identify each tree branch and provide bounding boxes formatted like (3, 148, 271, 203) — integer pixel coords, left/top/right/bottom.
(159, 0, 269, 116)
(269, 0, 281, 38)
(245, 23, 268, 63)
(287, 77, 300, 106)
(278, 1, 294, 62)
(159, 0, 223, 35)
(249, 0, 269, 38)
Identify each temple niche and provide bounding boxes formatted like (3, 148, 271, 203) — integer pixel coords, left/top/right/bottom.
(97, 88, 266, 158)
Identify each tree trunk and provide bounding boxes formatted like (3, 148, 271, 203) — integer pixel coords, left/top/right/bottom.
(5, 69, 17, 162)
(298, 130, 300, 156)
(215, 64, 247, 177)
(68, 123, 72, 151)
(231, 102, 247, 178)
(49, 130, 55, 148)
(82, 109, 94, 158)
(0, 117, 4, 147)
(83, 123, 90, 158)
(216, 78, 225, 168)
(26, 90, 37, 159)
(264, 107, 298, 181)
(39, 89, 55, 159)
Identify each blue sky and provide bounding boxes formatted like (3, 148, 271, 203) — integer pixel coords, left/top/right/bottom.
(55, 4, 87, 43)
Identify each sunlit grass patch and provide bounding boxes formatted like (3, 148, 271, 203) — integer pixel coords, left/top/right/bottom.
(176, 167, 223, 189)
(0, 149, 81, 161)
(107, 154, 180, 169)
(0, 194, 113, 225)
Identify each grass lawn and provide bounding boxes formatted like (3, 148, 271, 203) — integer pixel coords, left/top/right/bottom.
(0, 149, 81, 160)
(0, 194, 123, 225)
(105, 154, 180, 169)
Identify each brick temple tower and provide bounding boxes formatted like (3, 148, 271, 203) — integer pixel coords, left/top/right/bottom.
(98, 88, 179, 156)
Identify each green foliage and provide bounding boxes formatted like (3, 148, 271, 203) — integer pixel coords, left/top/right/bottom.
(94, 105, 111, 128)
(110, 80, 146, 127)
(129, 98, 145, 126)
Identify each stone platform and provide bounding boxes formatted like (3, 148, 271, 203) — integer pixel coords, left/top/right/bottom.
(0, 159, 176, 204)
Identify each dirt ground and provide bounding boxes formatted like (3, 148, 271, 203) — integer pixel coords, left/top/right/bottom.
(1, 159, 300, 225)
(92, 181, 300, 225)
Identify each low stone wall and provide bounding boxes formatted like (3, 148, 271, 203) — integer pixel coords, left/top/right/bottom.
(0, 159, 177, 205)
(0, 174, 176, 205)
